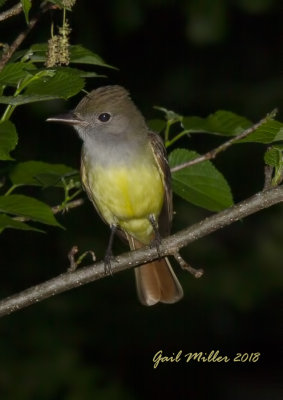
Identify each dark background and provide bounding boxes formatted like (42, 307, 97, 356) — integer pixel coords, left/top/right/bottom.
(1, 0, 282, 399)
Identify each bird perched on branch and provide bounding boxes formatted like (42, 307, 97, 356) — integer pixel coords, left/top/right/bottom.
(48, 85, 183, 306)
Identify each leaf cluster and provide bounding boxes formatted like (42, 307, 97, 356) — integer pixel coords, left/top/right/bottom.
(152, 108, 283, 211)
(0, 1, 282, 234)
(0, 2, 113, 233)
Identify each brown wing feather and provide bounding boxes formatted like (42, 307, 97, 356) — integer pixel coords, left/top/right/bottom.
(148, 131, 173, 237)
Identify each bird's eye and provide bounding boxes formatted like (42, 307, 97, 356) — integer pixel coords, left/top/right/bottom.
(98, 113, 111, 122)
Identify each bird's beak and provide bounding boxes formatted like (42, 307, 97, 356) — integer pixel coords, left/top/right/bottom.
(46, 112, 86, 126)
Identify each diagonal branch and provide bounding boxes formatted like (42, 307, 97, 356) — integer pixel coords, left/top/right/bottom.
(0, 2, 22, 22)
(171, 109, 277, 173)
(0, 185, 282, 318)
(0, 1, 55, 71)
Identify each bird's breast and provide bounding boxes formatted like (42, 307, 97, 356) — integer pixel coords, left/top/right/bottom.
(81, 143, 165, 243)
(85, 161, 164, 220)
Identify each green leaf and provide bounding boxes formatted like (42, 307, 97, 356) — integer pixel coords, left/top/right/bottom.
(155, 106, 183, 122)
(148, 119, 166, 132)
(25, 68, 85, 99)
(0, 214, 43, 234)
(69, 45, 115, 68)
(29, 44, 115, 68)
(241, 119, 283, 144)
(183, 111, 252, 136)
(21, 0, 32, 24)
(9, 161, 78, 187)
(0, 94, 62, 105)
(0, 121, 18, 160)
(0, 0, 8, 9)
(0, 195, 62, 227)
(169, 148, 233, 211)
(71, 69, 106, 78)
(25, 43, 52, 63)
(182, 110, 283, 144)
(0, 62, 35, 86)
(264, 145, 283, 186)
(264, 147, 281, 167)
(270, 121, 283, 142)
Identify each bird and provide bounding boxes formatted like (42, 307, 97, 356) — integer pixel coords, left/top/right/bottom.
(47, 85, 183, 306)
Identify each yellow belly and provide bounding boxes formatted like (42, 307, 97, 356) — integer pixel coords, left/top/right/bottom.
(84, 162, 164, 243)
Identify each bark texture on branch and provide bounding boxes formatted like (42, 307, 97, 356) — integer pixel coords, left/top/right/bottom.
(0, 2, 22, 22)
(0, 186, 282, 318)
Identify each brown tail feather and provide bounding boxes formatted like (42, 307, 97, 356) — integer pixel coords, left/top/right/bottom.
(128, 236, 183, 306)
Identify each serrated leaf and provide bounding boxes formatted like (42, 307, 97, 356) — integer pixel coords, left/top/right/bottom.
(0, 121, 18, 160)
(0, 195, 62, 227)
(241, 119, 283, 144)
(182, 110, 283, 144)
(0, 94, 62, 105)
(271, 121, 283, 142)
(21, 0, 31, 24)
(264, 148, 281, 167)
(0, 214, 43, 234)
(9, 161, 78, 187)
(169, 148, 233, 211)
(25, 68, 84, 99)
(183, 111, 252, 136)
(0, 62, 35, 86)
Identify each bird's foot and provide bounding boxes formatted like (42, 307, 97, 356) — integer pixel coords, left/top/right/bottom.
(148, 214, 162, 258)
(103, 251, 117, 276)
(149, 235, 162, 258)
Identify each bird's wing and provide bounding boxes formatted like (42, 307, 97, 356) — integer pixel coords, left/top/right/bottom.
(148, 131, 173, 237)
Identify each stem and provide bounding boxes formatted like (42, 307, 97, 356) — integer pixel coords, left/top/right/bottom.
(58, 188, 83, 212)
(4, 185, 20, 196)
(166, 129, 190, 148)
(1, 104, 15, 122)
(63, 6, 66, 27)
(164, 120, 172, 144)
(1, 71, 54, 122)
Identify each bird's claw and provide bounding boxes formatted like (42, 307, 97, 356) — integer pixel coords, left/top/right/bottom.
(149, 236, 162, 258)
(103, 253, 117, 276)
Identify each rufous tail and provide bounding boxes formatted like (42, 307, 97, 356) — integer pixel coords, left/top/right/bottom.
(128, 237, 183, 306)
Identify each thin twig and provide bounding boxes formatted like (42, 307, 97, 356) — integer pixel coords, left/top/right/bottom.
(171, 109, 278, 173)
(13, 198, 84, 223)
(0, 2, 22, 22)
(67, 246, 96, 272)
(0, 185, 282, 317)
(0, 2, 55, 71)
(173, 252, 204, 278)
(52, 198, 84, 214)
(68, 245, 79, 271)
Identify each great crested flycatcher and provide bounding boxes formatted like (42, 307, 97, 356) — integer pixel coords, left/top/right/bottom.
(47, 85, 183, 306)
